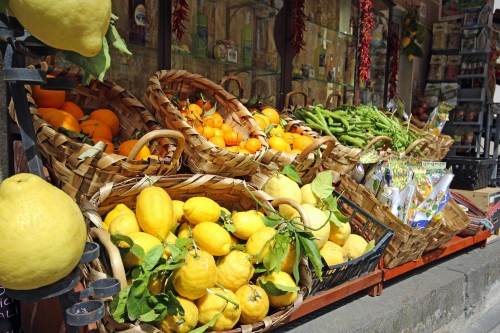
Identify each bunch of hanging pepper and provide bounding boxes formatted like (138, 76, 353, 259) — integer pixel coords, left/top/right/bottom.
(388, 26, 400, 100)
(172, 0, 189, 42)
(291, 0, 307, 55)
(358, 0, 375, 83)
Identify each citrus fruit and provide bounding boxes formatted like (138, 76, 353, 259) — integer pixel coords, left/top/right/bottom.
(244, 138, 262, 154)
(41, 109, 80, 133)
(183, 197, 221, 225)
(246, 226, 276, 264)
(262, 174, 302, 218)
(295, 204, 330, 249)
(156, 297, 198, 333)
(147, 278, 164, 295)
(107, 213, 141, 236)
(9, 0, 110, 57)
(254, 114, 270, 131)
(188, 103, 203, 117)
(0, 173, 86, 290)
(342, 234, 368, 260)
(196, 287, 241, 331)
(269, 126, 285, 138)
(80, 119, 113, 141)
(282, 132, 295, 145)
(103, 203, 134, 226)
(172, 200, 185, 223)
(60, 101, 84, 120)
(268, 136, 290, 152)
(329, 221, 351, 246)
(31, 85, 65, 109)
(192, 222, 231, 256)
(162, 231, 178, 258)
(320, 241, 347, 266)
(89, 109, 120, 136)
(261, 108, 280, 125)
(38, 107, 60, 117)
(221, 123, 233, 133)
(176, 222, 193, 239)
(281, 243, 297, 274)
(196, 98, 212, 111)
(257, 271, 298, 308)
(121, 232, 163, 268)
(203, 126, 215, 139)
(224, 131, 243, 146)
(235, 284, 270, 324)
(213, 128, 224, 137)
(91, 137, 114, 154)
(300, 183, 321, 205)
(136, 187, 175, 241)
(118, 139, 151, 160)
(216, 250, 255, 292)
(209, 136, 226, 148)
(230, 234, 240, 245)
(172, 249, 216, 300)
(292, 135, 314, 151)
(231, 210, 266, 240)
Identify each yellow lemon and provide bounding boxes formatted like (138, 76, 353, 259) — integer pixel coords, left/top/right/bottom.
(136, 187, 175, 241)
(177, 222, 194, 239)
(196, 287, 241, 331)
(147, 278, 164, 295)
(172, 200, 185, 223)
(183, 197, 221, 225)
(231, 210, 266, 240)
(300, 183, 321, 206)
(172, 249, 216, 300)
(155, 297, 198, 333)
(107, 213, 141, 236)
(216, 250, 255, 292)
(342, 234, 368, 260)
(235, 284, 270, 324)
(291, 204, 330, 249)
(281, 243, 297, 274)
(192, 222, 231, 256)
(320, 241, 348, 266)
(262, 174, 302, 218)
(257, 271, 298, 308)
(329, 221, 351, 246)
(163, 231, 178, 258)
(246, 227, 276, 264)
(103, 203, 134, 226)
(121, 232, 163, 269)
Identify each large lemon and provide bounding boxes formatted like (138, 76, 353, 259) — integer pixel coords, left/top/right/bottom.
(280, 243, 297, 274)
(176, 222, 193, 239)
(245, 227, 276, 264)
(0, 173, 86, 290)
(216, 250, 255, 292)
(192, 222, 231, 256)
(235, 284, 270, 324)
(231, 210, 265, 240)
(121, 232, 163, 268)
(262, 174, 302, 217)
(108, 213, 141, 236)
(342, 234, 368, 260)
(329, 221, 351, 246)
(300, 183, 320, 205)
(183, 197, 220, 225)
(257, 271, 298, 308)
(172, 249, 216, 300)
(163, 231, 178, 258)
(320, 241, 347, 267)
(196, 287, 241, 331)
(155, 297, 198, 333)
(136, 187, 175, 241)
(8, 0, 111, 57)
(292, 204, 330, 249)
(172, 200, 185, 223)
(103, 203, 134, 226)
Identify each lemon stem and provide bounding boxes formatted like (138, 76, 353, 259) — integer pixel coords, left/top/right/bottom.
(250, 286, 262, 302)
(207, 288, 240, 309)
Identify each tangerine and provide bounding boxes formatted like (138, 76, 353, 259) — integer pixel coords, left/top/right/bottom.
(261, 108, 280, 125)
(31, 84, 65, 109)
(209, 136, 226, 148)
(196, 98, 212, 111)
(42, 109, 80, 133)
(203, 126, 215, 140)
(80, 119, 113, 141)
(118, 140, 151, 160)
(60, 101, 84, 120)
(254, 114, 270, 131)
(221, 123, 233, 133)
(91, 137, 114, 154)
(90, 109, 120, 136)
(292, 135, 314, 151)
(269, 136, 291, 152)
(244, 138, 262, 154)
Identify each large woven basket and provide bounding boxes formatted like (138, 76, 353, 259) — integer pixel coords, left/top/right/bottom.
(281, 91, 392, 177)
(81, 174, 312, 333)
(9, 62, 184, 204)
(143, 70, 269, 178)
(337, 175, 442, 269)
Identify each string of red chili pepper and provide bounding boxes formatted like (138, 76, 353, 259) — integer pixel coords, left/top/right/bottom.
(358, 0, 375, 83)
(388, 27, 400, 101)
(172, 0, 189, 42)
(290, 0, 307, 55)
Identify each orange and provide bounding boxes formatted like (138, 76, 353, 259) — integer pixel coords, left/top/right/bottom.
(118, 140, 151, 160)
(178, 100, 187, 108)
(194, 122, 204, 135)
(201, 116, 215, 127)
(244, 138, 262, 154)
(196, 98, 212, 111)
(291, 133, 301, 139)
(225, 146, 240, 153)
(42, 109, 80, 133)
(269, 136, 291, 152)
(283, 132, 295, 145)
(239, 148, 251, 154)
(211, 112, 223, 129)
(269, 125, 285, 137)
(213, 128, 224, 137)
(224, 131, 243, 146)
(209, 136, 226, 148)
(89, 109, 120, 137)
(221, 123, 233, 133)
(254, 114, 270, 131)
(31, 84, 65, 109)
(60, 101, 84, 120)
(166, 93, 174, 99)
(80, 119, 113, 142)
(239, 140, 246, 149)
(261, 108, 280, 125)
(38, 107, 60, 117)
(91, 137, 114, 154)
(292, 135, 314, 151)
(290, 149, 302, 154)
(203, 126, 215, 140)
(188, 104, 203, 117)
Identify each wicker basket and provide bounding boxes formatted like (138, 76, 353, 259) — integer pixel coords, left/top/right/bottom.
(143, 70, 268, 178)
(281, 91, 392, 177)
(337, 175, 442, 269)
(452, 191, 493, 236)
(81, 174, 312, 333)
(8, 62, 184, 205)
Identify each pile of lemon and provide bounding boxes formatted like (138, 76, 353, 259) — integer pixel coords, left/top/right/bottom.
(102, 187, 300, 332)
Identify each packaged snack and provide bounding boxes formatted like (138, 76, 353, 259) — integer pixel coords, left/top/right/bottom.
(428, 55, 447, 81)
(463, 7, 481, 27)
(462, 29, 478, 51)
(364, 161, 384, 196)
(422, 161, 447, 187)
(447, 23, 462, 49)
(432, 22, 448, 50)
(423, 83, 441, 107)
(478, 5, 491, 26)
(459, 56, 470, 75)
(397, 170, 418, 224)
(445, 55, 462, 81)
(440, 83, 459, 106)
(424, 103, 454, 135)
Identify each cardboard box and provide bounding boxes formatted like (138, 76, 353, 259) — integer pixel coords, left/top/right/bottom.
(452, 187, 500, 231)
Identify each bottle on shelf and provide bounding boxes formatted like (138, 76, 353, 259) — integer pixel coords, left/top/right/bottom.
(315, 2, 325, 26)
(192, 0, 208, 58)
(240, 11, 253, 66)
(129, 0, 147, 46)
(326, 53, 336, 82)
(314, 34, 327, 80)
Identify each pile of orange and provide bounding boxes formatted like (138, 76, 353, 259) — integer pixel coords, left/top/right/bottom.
(32, 78, 154, 161)
(251, 107, 314, 154)
(170, 94, 262, 155)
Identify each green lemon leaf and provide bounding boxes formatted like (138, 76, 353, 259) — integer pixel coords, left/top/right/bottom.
(325, 209, 342, 227)
(62, 37, 110, 84)
(264, 123, 275, 136)
(110, 287, 129, 323)
(142, 245, 165, 271)
(106, 13, 132, 59)
(333, 210, 349, 223)
(363, 239, 376, 254)
(253, 263, 267, 273)
(247, 95, 259, 106)
(292, 239, 302, 284)
(297, 233, 323, 281)
(111, 234, 145, 259)
(190, 311, 223, 333)
(282, 165, 302, 184)
(224, 222, 236, 233)
(279, 118, 288, 129)
(175, 237, 193, 248)
(262, 215, 282, 227)
(140, 309, 160, 322)
(0, 0, 9, 13)
(312, 171, 334, 199)
(258, 279, 300, 296)
(155, 262, 186, 272)
(155, 291, 183, 316)
(127, 280, 152, 321)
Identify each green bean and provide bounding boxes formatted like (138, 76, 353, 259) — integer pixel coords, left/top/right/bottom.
(340, 135, 365, 148)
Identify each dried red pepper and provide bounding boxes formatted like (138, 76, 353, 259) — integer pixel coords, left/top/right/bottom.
(388, 27, 400, 100)
(291, 0, 307, 55)
(172, 0, 189, 42)
(358, 0, 375, 83)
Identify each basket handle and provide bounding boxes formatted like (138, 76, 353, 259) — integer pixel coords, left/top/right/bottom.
(127, 129, 186, 163)
(89, 228, 128, 290)
(296, 136, 337, 162)
(364, 136, 392, 152)
(284, 91, 308, 109)
(270, 198, 311, 228)
(325, 92, 342, 110)
(219, 76, 244, 100)
(402, 138, 427, 156)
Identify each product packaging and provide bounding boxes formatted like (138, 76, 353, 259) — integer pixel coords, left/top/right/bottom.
(428, 55, 447, 81)
(424, 103, 454, 135)
(463, 7, 482, 27)
(462, 29, 478, 51)
(423, 83, 441, 107)
(432, 22, 448, 50)
(445, 55, 462, 81)
(447, 23, 462, 49)
(440, 83, 459, 106)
